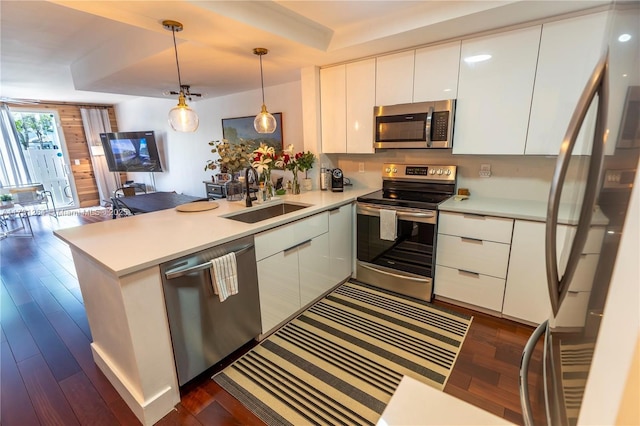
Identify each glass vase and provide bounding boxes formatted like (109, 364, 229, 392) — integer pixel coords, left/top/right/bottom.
(263, 170, 274, 200)
(225, 174, 244, 201)
(291, 169, 300, 194)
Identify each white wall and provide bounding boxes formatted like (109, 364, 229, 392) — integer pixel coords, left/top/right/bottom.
(114, 80, 303, 198)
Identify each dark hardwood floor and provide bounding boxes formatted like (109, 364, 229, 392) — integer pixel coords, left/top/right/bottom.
(1, 209, 540, 425)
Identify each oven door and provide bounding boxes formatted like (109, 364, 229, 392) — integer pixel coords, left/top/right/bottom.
(356, 202, 436, 301)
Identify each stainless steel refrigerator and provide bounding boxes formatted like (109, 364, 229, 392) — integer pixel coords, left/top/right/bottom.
(519, 2, 640, 425)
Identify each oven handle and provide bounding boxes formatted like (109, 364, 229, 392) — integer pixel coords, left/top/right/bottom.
(358, 262, 430, 283)
(357, 204, 436, 223)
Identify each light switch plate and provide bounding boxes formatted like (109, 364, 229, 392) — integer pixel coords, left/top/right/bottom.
(358, 162, 365, 173)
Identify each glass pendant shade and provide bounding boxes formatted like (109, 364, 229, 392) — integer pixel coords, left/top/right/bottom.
(254, 104, 277, 134)
(168, 92, 199, 132)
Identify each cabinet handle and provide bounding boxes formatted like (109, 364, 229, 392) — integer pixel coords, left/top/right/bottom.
(463, 213, 486, 219)
(458, 269, 480, 278)
(328, 207, 340, 213)
(284, 239, 312, 254)
(460, 237, 483, 244)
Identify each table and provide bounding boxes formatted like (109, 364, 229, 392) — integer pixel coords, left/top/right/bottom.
(112, 192, 207, 218)
(0, 204, 34, 239)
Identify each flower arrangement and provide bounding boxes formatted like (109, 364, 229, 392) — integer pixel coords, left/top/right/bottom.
(296, 151, 316, 178)
(204, 139, 252, 175)
(251, 143, 278, 176)
(275, 145, 316, 193)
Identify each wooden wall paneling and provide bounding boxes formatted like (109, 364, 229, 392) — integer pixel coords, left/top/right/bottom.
(7, 101, 119, 208)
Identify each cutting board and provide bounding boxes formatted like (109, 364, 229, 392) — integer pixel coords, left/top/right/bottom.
(175, 201, 219, 212)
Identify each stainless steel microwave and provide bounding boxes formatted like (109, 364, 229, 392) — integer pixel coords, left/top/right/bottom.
(374, 100, 455, 149)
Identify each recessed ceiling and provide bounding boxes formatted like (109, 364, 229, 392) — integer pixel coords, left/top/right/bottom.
(0, 0, 609, 105)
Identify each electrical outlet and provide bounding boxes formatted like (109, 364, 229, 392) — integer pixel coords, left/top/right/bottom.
(358, 162, 365, 173)
(479, 163, 491, 178)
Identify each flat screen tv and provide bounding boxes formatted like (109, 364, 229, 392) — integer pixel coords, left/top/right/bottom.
(99, 131, 164, 172)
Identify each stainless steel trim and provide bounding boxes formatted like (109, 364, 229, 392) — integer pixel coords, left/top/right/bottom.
(520, 320, 548, 426)
(284, 239, 312, 254)
(359, 262, 430, 282)
(165, 244, 253, 279)
(458, 269, 480, 277)
(546, 52, 608, 315)
(356, 203, 436, 224)
(426, 106, 434, 147)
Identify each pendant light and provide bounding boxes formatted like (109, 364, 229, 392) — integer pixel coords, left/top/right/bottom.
(163, 20, 199, 133)
(253, 48, 277, 134)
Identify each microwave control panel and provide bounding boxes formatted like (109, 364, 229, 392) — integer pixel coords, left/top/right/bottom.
(431, 111, 450, 141)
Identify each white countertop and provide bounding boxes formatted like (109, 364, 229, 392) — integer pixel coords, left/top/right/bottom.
(439, 196, 609, 226)
(54, 187, 376, 277)
(377, 376, 514, 426)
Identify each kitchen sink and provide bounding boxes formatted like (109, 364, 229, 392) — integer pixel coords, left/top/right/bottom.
(224, 202, 310, 224)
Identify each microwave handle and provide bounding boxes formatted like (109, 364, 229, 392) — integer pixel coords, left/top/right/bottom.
(425, 106, 434, 147)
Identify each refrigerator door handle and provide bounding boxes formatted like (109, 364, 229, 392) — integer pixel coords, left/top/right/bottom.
(546, 52, 609, 316)
(519, 320, 548, 426)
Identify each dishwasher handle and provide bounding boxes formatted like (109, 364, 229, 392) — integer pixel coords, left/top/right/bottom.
(164, 244, 253, 280)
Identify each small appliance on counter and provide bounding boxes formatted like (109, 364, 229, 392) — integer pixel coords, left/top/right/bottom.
(331, 168, 344, 192)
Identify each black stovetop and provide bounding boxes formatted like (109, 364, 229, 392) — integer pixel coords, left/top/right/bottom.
(357, 186, 454, 210)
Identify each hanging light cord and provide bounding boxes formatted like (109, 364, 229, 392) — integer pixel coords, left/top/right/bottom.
(259, 53, 266, 105)
(171, 27, 184, 91)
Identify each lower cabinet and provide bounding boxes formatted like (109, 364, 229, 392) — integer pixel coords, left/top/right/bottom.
(328, 203, 353, 283)
(435, 212, 513, 313)
(503, 219, 605, 326)
(256, 208, 352, 335)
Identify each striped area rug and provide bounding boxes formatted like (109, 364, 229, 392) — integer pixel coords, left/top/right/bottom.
(213, 281, 472, 426)
(559, 341, 595, 426)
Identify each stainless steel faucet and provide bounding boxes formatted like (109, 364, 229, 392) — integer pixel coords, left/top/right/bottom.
(245, 166, 259, 207)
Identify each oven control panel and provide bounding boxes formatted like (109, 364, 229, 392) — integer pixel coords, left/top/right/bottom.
(382, 163, 456, 181)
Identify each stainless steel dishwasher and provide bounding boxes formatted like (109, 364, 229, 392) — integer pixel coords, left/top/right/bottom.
(160, 235, 261, 386)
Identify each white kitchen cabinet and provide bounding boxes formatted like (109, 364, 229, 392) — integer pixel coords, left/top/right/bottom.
(320, 65, 346, 153)
(328, 203, 353, 283)
(435, 212, 513, 312)
(525, 12, 608, 155)
(257, 250, 302, 333)
(299, 233, 331, 306)
(376, 50, 415, 106)
(413, 41, 461, 101)
(255, 211, 335, 334)
(503, 219, 605, 325)
(321, 60, 375, 154)
(453, 25, 541, 155)
(346, 59, 376, 153)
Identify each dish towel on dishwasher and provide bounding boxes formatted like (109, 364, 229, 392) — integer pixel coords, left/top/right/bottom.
(209, 252, 239, 302)
(379, 209, 397, 241)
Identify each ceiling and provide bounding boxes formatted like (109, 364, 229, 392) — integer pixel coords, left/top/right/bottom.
(0, 0, 609, 105)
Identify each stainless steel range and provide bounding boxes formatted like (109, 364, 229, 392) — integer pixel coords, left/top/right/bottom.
(355, 163, 457, 301)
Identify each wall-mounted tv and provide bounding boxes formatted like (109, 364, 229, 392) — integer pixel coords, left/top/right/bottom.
(99, 131, 164, 172)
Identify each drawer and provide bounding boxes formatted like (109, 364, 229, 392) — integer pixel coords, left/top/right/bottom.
(434, 265, 506, 312)
(436, 234, 511, 279)
(439, 212, 513, 243)
(255, 212, 328, 261)
(557, 224, 605, 254)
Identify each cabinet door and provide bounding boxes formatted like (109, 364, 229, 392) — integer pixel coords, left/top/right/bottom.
(320, 65, 347, 153)
(526, 12, 608, 155)
(257, 251, 301, 334)
(329, 203, 353, 283)
(414, 41, 461, 101)
(453, 26, 541, 155)
(375, 51, 415, 106)
(503, 220, 551, 324)
(346, 59, 376, 154)
(299, 234, 332, 307)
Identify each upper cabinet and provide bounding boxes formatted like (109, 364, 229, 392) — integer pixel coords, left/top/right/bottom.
(414, 41, 461, 101)
(375, 51, 415, 106)
(346, 59, 376, 154)
(321, 59, 376, 154)
(525, 12, 608, 156)
(320, 65, 346, 153)
(453, 26, 542, 155)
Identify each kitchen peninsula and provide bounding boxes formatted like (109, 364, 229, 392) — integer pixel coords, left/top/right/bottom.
(53, 188, 373, 425)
